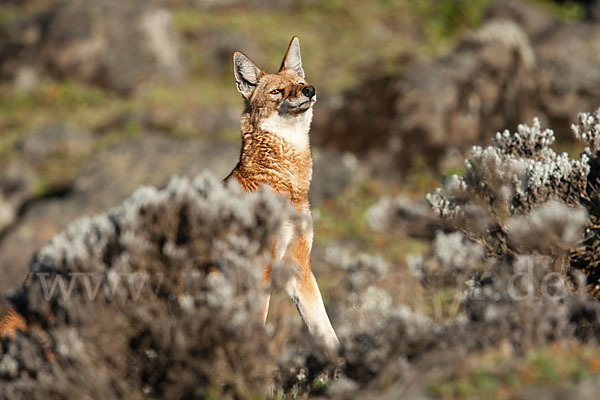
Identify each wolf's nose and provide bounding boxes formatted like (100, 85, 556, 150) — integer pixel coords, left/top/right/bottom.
(302, 85, 315, 98)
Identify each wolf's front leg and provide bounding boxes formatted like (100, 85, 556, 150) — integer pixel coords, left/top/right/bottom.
(261, 263, 273, 324)
(261, 292, 271, 325)
(286, 271, 339, 353)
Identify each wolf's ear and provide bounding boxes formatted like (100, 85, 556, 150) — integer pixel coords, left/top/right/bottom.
(233, 51, 263, 99)
(279, 36, 305, 78)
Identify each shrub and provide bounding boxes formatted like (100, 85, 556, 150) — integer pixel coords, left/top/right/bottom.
(348, 108, 600, 397)
(0, 173, 298, 399)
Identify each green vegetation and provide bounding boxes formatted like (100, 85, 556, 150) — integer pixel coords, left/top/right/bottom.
(533, 0, 587, 20)
(405, 0, 492, 47)
(429, 343, 600, 399)
(0, 7, 16, 27)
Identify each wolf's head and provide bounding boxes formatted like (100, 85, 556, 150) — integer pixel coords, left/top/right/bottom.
(233, 37, 316, 117)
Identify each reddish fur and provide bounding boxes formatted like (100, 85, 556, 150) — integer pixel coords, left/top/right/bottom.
(0, 308, 27, 339)
(292, 237, 316, 301)
(263, 263, 272, 283)
(0, 306, 55, 361)
(0, 271, 32, 339)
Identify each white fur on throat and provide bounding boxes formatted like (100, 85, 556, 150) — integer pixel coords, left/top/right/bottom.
(261, 108, 313, 149)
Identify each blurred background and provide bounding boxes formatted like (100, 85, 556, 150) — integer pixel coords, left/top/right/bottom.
(0, 0, 599, 323)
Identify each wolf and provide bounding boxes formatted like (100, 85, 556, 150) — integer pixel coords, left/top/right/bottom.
(225, 36, 339, 351)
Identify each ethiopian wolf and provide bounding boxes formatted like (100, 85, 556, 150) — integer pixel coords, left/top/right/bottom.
(225, 37, 339, 351)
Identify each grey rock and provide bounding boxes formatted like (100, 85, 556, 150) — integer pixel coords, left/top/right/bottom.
(0, 161, 37, 232)
(485, 0, 558, 40)
(0, 0, 186, 94)
(190, 29, 263, 76)
(158, 0, 311, 10)
(535, 22, 600, 135)
(519, 377, 600, 400)
(19, 123, 94, 163)
(316, 19, 538, 171)
(592, 0, 600, 21)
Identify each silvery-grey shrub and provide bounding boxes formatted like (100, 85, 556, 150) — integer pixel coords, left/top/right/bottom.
(425, 109, 599, 294)
(346, 109, 600, 397)
(0, 173, 298, 399)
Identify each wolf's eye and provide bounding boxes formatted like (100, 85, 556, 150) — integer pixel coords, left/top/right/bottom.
(270, 89, 281, 95)
(298, 82, 305, 85)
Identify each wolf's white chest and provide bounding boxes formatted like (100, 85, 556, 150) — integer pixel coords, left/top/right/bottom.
(260, 108, 312, 150)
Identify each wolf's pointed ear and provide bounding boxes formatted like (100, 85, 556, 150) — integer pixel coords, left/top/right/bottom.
(233, 51, 263, 99)
(279, 36, 305, 78)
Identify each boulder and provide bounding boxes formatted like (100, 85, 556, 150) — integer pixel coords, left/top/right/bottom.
(19, 123, 94, 164)
(315, 19, 539, 171)
(485, 0, 558, 40)
(157, 0, 309, 10)
(593, 0, 600, 21)
(535, 22, 600, 135)
(0, 0, 185, 94)
(314, 0, 600, 172)
(487, 0, 600, 136)
(188, 29, 263, 76)
(0, 162, 37, 233)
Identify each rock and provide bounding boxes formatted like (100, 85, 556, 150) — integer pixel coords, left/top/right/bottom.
(0, 200, 65, 296)
(73, 134, 238, 207)
(366, 196, 441, 239)
(316, 19, 538, 171)
(486, 0, 600, 136)
(520, 377, 600, 400)
(19, 123, 94, 163)
(0, 161, 37, 233)
(190, 29, 263, 76)
(312, 76, 398, 165)
(12, 66, 40, 92)
(485, 0, 558, 40)
(535, 22, 600, 135)
(592, 0, 600, 21)
(96, 106, 240, 142)
(157, 0, 310, 10)
(0, 0, 185, 94)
